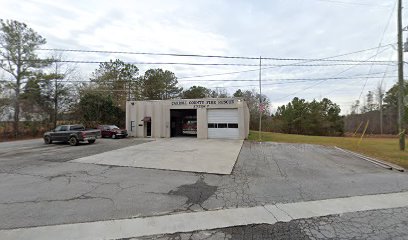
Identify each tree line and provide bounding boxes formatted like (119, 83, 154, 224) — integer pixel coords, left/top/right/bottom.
(345, 82, 408, 135)
(271, 97, 344, 136)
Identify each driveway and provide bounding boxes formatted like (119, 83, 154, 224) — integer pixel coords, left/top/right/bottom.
(0, 139, 407, 239)
(71, 138, 243, 174)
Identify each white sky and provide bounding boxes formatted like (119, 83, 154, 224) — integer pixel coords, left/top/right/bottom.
(1, 0, 407, 113)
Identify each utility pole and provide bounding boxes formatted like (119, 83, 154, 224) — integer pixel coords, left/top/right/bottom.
(397, 0, 405, 150)
(53, 63, 58, 129)
(258, 56, 262, 141)
(379, 92, 383, 135)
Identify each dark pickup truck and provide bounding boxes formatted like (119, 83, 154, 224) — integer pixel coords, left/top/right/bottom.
(43, 124, 101, 146)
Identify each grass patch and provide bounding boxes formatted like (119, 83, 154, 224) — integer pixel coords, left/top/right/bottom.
(248, 131, 408, 169)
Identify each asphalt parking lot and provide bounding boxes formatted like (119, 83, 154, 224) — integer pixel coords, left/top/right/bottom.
(0, 138, 407, 239)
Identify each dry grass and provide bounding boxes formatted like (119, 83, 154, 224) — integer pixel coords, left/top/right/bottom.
(248, 131, 408, 169)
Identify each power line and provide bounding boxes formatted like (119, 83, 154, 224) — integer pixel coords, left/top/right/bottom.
(204, 77, 401, 89)
(0, 44, 397, 95)
(1, 65, 398, 93)
(313, 0, 392, 7)
(18, 80, 376, 92)
(35, 47, 396, 63)
(0, 59, 395, 67)
(310, 69, 398, 99)
(357, 0, 397, 102)
(180, 75, 399, 82)
(177, 43, 395, 79)
(2, 44, 393, 81)
(272, 46, 392, 101)
(37, 48, 259, 60)
(197, 72, 401, 89)
(2, 71, 399, 84)
(380, 50, 396, 88)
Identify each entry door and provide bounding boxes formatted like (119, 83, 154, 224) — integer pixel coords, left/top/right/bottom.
(146, 122, 151, 137)
(207, 109, 239, 139)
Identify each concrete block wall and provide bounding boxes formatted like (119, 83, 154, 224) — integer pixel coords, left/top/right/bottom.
(126, 98, 250, 139)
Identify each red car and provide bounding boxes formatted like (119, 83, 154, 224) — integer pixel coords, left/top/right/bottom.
(98, 125, 128, 139)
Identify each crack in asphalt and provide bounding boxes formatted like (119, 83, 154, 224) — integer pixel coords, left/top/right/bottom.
(212, 165, 258, 209)
(0, 166, 125, 207)
(0, 189, 115, 206)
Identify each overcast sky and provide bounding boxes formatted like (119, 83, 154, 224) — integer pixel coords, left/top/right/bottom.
(1, 0, 407, 113)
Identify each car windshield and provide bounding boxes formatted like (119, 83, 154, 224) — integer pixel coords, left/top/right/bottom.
(109, 125, 119, 129)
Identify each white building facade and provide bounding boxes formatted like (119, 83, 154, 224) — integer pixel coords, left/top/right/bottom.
(126, 98, 250, 140)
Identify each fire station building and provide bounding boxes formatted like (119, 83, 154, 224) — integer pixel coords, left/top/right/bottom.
(125, 98, 250, 140)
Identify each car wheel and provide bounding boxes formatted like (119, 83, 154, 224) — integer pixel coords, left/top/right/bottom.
(88, 139, 96, 144)
(69, 136, 79, 146)
(44, 136, 52, 144)
(112, 134, 116, 139)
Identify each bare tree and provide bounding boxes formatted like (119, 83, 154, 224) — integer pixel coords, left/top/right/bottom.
(350, 100, 360, 114)
(376, 82, 385, 135)
(49, 52, 80, 128)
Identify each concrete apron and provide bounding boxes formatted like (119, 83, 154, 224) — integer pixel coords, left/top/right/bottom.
(2, 191, 408, 240)
(70, 138, 244, 174)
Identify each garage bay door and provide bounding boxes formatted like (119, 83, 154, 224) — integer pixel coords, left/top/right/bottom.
(208, 109, 239, 139)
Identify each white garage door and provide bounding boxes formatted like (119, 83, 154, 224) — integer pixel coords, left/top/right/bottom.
(208, 109, 239, 139)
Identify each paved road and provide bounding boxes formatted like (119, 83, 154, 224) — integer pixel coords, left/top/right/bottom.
(0, 139, 407, 238)
(3, 191, 407, 240)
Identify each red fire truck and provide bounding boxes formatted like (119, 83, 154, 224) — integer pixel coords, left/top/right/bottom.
(182, 116, 197, 135)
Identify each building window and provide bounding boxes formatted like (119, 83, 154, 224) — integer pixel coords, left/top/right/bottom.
(218, 123, 228, 128)
(209, 123, 238, 128)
